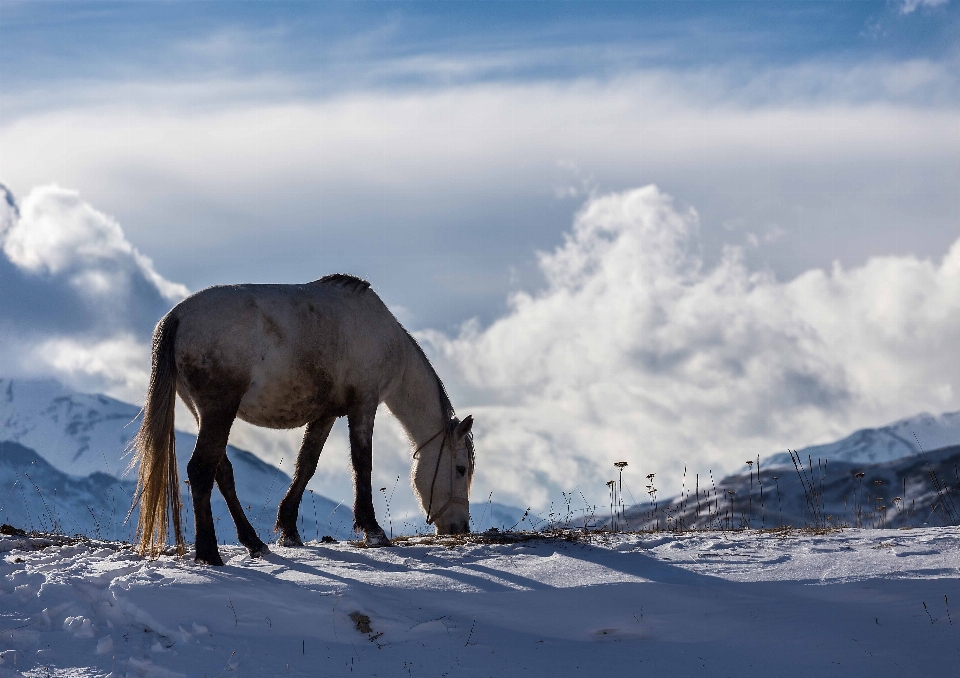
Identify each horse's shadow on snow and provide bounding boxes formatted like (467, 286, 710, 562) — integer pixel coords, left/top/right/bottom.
(265, 545, 544, 593)
(224, 538, 742, 594)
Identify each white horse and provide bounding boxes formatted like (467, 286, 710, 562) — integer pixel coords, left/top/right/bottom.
(130, 274, 474, 565)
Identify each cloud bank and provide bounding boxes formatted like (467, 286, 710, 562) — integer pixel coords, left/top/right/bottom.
(0, 184, 187, 398)
(2, 65, 956, 332)
(422, 186, 960, 508)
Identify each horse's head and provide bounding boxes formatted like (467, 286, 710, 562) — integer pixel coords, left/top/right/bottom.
(412, 415, 474, 534)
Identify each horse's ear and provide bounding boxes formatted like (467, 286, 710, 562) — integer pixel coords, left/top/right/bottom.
(455, 415, 473, 439)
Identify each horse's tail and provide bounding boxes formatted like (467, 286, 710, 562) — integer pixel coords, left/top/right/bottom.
(128, 313, 185, 558)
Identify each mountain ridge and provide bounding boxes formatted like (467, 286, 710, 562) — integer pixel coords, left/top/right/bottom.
(765, 410, 960, 468)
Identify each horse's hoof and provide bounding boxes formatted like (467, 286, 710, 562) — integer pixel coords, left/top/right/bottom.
(364, 531, 391, 547)
(248, 542, 271, 558)
(276, 534, 303, 548)
(195, 553, 225, 566)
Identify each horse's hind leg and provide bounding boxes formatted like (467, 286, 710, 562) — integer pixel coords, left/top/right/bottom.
(348, 403, 389, 547)
(276, 415, 336, 547)
(216, 453, 270, 558)
(188, 402, 240, 566)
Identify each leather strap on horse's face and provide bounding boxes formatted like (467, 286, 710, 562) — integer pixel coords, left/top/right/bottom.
(415, 426, 468, 526)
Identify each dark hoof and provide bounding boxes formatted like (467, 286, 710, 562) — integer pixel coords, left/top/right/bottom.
(363, 530, 391, 547)
(248, 542, 271, 558)
(277, 533, 304, 548)
(195, 553, 225, 567)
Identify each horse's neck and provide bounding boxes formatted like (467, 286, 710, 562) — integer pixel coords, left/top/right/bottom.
(385, 343, 446, 447)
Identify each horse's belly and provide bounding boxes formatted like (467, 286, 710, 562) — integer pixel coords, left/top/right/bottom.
(237, 372, 334, 429)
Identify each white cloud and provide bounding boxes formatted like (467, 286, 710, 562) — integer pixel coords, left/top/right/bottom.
(29, 334, 152, 404)
(2, 69, 955, 221)
(421, 185, 960, 509)
(0, 184, 188, 399)
(901, 0, 950, 14)
(1, 67, 955, 323)
(4, 185, 187, 301)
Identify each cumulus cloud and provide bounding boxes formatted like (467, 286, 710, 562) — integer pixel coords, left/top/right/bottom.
(422, 186, 960, 509)
(0, 183, 187, 400)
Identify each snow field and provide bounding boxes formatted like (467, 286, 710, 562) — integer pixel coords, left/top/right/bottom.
(1, 528, 960, 677)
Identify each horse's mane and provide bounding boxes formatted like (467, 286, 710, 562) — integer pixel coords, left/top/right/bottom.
(401, 327, 455, 422)
(315, 273, 371, 293)
(316, 272, 474, 469)
(402, 328, 476, 472)
(316, 274, 450, 419)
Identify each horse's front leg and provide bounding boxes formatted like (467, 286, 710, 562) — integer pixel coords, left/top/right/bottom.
(348, 403, 389, 546)
(276, 415, 336, 547)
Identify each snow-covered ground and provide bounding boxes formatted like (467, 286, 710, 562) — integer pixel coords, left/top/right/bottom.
(3, 527, 960, 677)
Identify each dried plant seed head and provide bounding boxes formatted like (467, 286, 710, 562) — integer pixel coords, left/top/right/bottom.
(746, 461, 753, 466)
(614, 461, 628, 468)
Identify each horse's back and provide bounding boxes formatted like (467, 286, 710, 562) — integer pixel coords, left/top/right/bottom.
(171, 278, 404, 428)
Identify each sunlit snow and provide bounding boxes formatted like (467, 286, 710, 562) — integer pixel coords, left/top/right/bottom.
(2, 529, 959, 677)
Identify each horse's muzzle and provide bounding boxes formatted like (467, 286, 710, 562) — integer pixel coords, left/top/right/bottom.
(438, 519, 470, 535)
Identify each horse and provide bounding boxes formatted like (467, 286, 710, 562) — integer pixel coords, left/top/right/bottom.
(129, 274, 475, 565)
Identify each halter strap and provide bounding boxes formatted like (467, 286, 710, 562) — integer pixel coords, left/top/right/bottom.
(416, 426, 468, 526)
(413, 429, 444, 458)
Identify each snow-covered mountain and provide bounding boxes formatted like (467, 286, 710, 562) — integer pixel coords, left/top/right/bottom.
(0, 378, 354, 542)
(765, 410, 960, 468)
(614, 443, 960, 531)
(1, 377, 164, 479)
(0, 440, 136, 540)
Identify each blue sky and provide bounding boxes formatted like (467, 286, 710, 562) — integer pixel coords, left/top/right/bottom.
(1, 1, 959, 511)
(2, 2, 957, 83)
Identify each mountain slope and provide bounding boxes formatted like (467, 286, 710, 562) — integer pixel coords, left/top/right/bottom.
(0, 378, 354, 542)
(765, 410, 960, 467)
(0, 440, 131, 539)
(615, 444, 960, 531)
